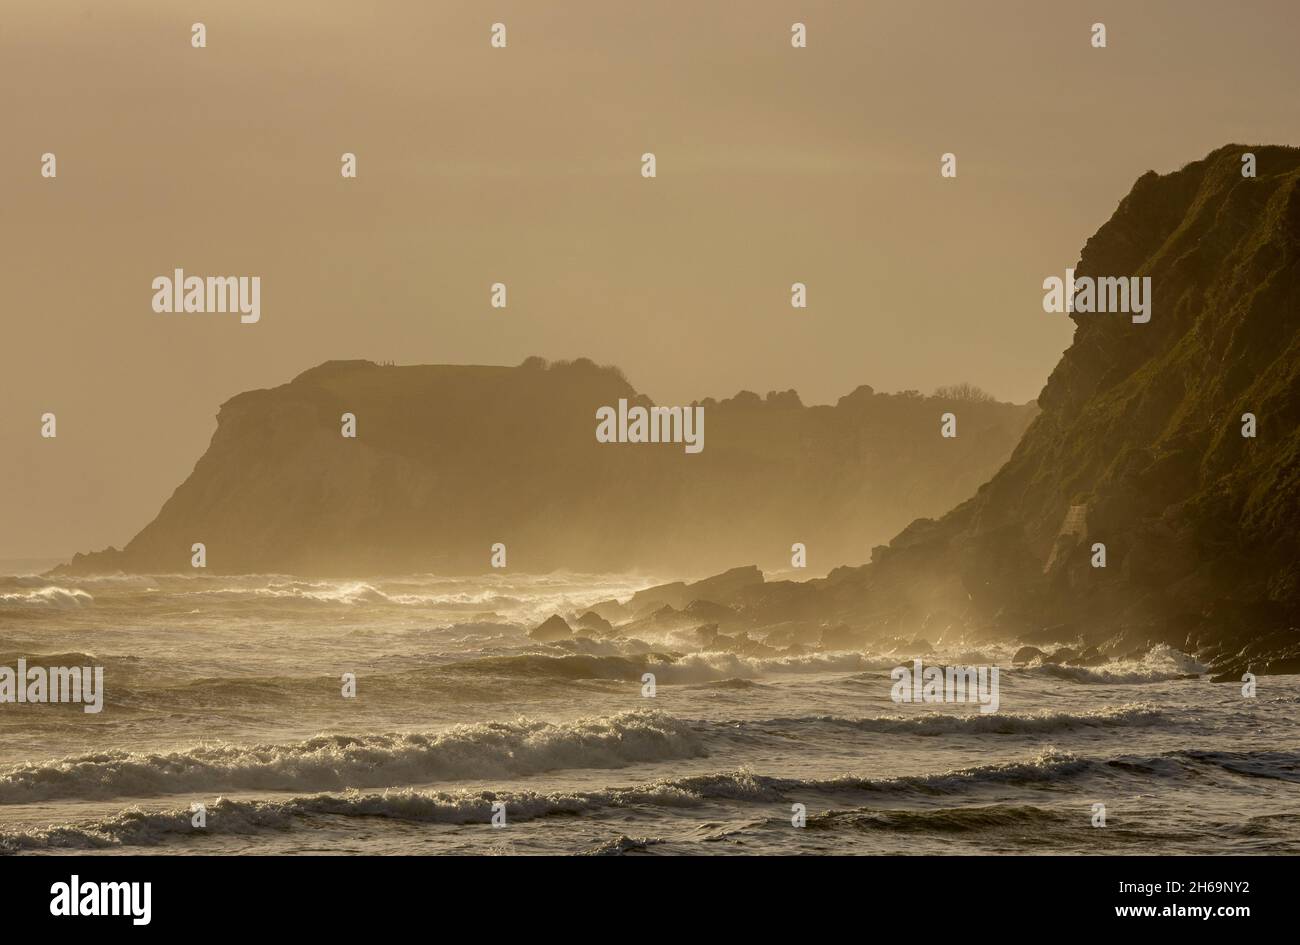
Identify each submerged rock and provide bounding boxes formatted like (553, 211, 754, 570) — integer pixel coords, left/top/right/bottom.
(574, 611, 614, 636)
(1012, 645, 1046, 665)
(529, 614, 573, 642)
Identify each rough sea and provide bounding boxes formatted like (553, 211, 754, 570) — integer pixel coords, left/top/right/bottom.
(2, 572, 1297, 855)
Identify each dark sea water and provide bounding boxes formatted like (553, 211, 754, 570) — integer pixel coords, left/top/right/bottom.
(1, 572, 1297, 855)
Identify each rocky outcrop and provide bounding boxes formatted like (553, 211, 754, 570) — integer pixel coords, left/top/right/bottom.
(675, 145, 1300, 675)
(627, 566, 763, 613)
(574, 611, 614, 636)
(842, 146, 1299, 667)
(529, 614, 573, 642)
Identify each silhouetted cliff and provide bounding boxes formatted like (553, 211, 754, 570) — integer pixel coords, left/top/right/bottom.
(721, 145, 1299, 675)
(57, 358, 1034, 577)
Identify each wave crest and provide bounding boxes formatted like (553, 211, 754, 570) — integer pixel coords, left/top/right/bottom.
(0, 586, 93, 608)
(7, 748, 1298, 853)
(0, 709, 704, 804)
(1019, 645, 1205, 683)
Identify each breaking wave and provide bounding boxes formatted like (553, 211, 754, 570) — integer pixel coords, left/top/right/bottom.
(1018, 645, 1205, 684)
(7, 748, 1295, 853)
(0, 710, 704, 804)
(0, 586, 93, 608)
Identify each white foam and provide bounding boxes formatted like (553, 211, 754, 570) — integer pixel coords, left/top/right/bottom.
(0, 586, 94, 608)
(0, 709, 704, 803)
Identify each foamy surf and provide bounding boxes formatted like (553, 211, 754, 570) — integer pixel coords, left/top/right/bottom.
(0, 710, 705, 803)
(4, 569, 1297, 856)
(0, 586, 94, 608)
(7, 747, 1296, 854)
(0, 775, 779, 853)
(1018, 645, 1206, 684)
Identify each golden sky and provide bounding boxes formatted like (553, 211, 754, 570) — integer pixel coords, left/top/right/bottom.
(3, 0, 1298, 559)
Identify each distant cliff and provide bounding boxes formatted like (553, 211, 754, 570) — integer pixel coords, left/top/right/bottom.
(57, 359, 1035, 577)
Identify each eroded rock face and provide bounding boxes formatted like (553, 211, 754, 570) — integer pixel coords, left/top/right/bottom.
(610, 146, 1300, 675)
(804, 145, 1300, 670)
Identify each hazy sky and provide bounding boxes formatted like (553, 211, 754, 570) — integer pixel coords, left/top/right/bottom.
(3, 0, 1299, 559)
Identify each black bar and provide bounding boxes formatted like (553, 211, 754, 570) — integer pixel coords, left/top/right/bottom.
(0, 854, 1281, 930)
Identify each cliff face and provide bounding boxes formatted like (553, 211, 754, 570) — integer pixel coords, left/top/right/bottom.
(58, 359, 1035, 577)
(808, 145, 1300, 673)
